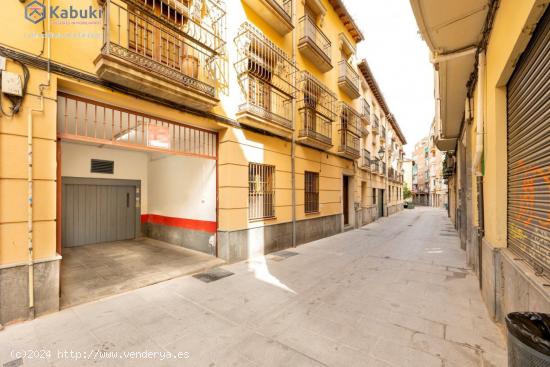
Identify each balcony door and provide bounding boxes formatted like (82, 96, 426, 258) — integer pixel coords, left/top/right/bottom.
(247, 42, 274, 113)
(127, 2, 195, 76)
(340, 108, 349, 147)
(304, 78, 319, 132)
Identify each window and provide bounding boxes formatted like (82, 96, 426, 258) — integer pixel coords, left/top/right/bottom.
(304, 171, 320, 213)
(372, 188, 376, 205)
(248, 163, 275, 220)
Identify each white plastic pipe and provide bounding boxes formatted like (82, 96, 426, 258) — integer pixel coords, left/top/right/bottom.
(474, 51, 485, 177)
(28, 0, 52, 318)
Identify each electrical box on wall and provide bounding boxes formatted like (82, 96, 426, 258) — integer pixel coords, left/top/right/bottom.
(1, 71, 23, 96)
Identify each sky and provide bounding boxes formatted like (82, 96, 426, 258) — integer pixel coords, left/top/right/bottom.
(343, 0, 434, 156)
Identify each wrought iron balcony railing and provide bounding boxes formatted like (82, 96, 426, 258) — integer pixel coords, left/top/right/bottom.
(242, 0, 293, 35)
(298, 15, 332, 70)
(299, 108, 333, 147)
(273, 0, 293, 20)
(338, 60, 361, 99)
(371, 159, 380, 172)
(361, 149, 371, 169)
(99, 0, 225, 104)
(371, 115, 380, 134)
(361, 98, 371, 123)
(337, 102, 361, 158)
(234, 22, 297, 131)
(297, 71, 336, 148)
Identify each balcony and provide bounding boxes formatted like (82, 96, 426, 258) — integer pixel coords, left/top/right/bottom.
(95, 0, 225, 110)
(336, 102, 361, 159)
(371, 115, 380, 134)
(242, 0, 293, 35)
(380, 127, 387, 144)
(298, 15, 332, 72)
(371, 159, 380, 172)
(338, 60, 361, 99)
(381, 162, 387, 175)
(361, 149, 371, 170)
(388, 167, 402, 182)
(297, 71, 336, 150)
(234, 23, 297, 138)
(361, 98, 371, 124)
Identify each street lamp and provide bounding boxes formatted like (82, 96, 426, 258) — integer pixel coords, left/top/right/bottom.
(377, 147, 385, 160)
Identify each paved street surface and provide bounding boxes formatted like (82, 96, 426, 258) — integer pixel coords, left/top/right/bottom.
(1, 207, 506, 367)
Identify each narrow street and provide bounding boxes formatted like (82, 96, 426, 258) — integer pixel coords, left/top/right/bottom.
(1, 207, 506, 367)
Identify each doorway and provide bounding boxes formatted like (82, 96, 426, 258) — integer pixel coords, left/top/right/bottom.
(343, 175, 349, 226)
(378, 188, 384, 218)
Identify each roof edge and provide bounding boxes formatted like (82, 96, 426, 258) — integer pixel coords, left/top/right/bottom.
(327, 0, 365, 43)
(357, 59, 407, 145)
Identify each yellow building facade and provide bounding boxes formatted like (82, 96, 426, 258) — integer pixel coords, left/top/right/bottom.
(411, 0, 550, 322)
(0, 0, 405, 324)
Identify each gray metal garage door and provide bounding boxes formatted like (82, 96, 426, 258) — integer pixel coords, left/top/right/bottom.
(507, 8, 550, 277)
(62, 178, 138, 247)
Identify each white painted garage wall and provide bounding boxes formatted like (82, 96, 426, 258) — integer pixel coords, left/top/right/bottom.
(148, 154, 216, 222)
(60, 142, 149, 214)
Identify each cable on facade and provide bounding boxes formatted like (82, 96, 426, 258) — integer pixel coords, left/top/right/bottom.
(0, 57, 30, 117)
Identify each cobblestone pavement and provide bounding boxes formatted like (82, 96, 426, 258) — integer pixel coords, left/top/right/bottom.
(1, 207, 506, 366)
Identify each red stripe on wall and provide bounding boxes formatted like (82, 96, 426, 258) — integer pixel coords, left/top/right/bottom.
(141, 214, 217, 233)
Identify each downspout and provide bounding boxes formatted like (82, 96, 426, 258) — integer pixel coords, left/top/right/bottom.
(291, 1, 296, 247)
(28, 0, 52, 319)
(474, 51, 485, 289)
(474, 51, 485, 176)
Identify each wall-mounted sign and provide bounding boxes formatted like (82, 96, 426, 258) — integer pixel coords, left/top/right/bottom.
(147, 124, 170, 149)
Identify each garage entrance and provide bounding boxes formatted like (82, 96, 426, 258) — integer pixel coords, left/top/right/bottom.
(62, 178, 139, 247)
(56, 93, 220, 307)
(506, 9, 550, 277)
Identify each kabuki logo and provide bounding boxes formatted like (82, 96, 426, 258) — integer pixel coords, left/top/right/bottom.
(25, 2, 102, 24)
(25, 0, 46, 24)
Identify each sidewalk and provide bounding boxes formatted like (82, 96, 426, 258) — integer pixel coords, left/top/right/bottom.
(0, 207, 506, 366)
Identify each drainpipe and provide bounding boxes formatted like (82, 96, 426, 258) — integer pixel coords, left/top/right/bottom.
(290, 1, 297, 247)
(474, 51, 485, 289)
(28, 0, 52, 319)
(474, 51, 485, 176)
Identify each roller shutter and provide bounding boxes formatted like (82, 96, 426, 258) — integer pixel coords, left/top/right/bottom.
(507, 9, 550, 277)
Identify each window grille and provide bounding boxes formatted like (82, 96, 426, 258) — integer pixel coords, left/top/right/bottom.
(248, 163, 275, 220)
(305, 171, 319, 213)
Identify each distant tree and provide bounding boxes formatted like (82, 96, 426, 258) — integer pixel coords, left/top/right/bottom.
(403, 182, 412, 200)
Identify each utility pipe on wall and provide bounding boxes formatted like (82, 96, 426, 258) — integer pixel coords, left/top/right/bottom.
(290, 0, 297, 248)
(28, 0, 52, 319)
(474, 51, 485, 177)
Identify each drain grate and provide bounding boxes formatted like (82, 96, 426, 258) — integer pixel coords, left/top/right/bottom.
(193, 268, 234, 283)
(273, 250, 298, 259)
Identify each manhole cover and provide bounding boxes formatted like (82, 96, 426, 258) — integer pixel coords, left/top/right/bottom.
(193, 268, 234, 283)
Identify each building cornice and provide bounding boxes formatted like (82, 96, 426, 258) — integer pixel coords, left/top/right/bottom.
(357, 59, 407, 145)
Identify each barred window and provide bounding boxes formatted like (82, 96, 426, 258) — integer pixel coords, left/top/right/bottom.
(372, 188, 376, 205)
(305, 171, 320, 213)
(248, 163, 275, 220)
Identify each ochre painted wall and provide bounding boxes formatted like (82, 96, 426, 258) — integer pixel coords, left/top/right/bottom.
(478, 0, 546, 248)
(0, 0, 404, 267)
